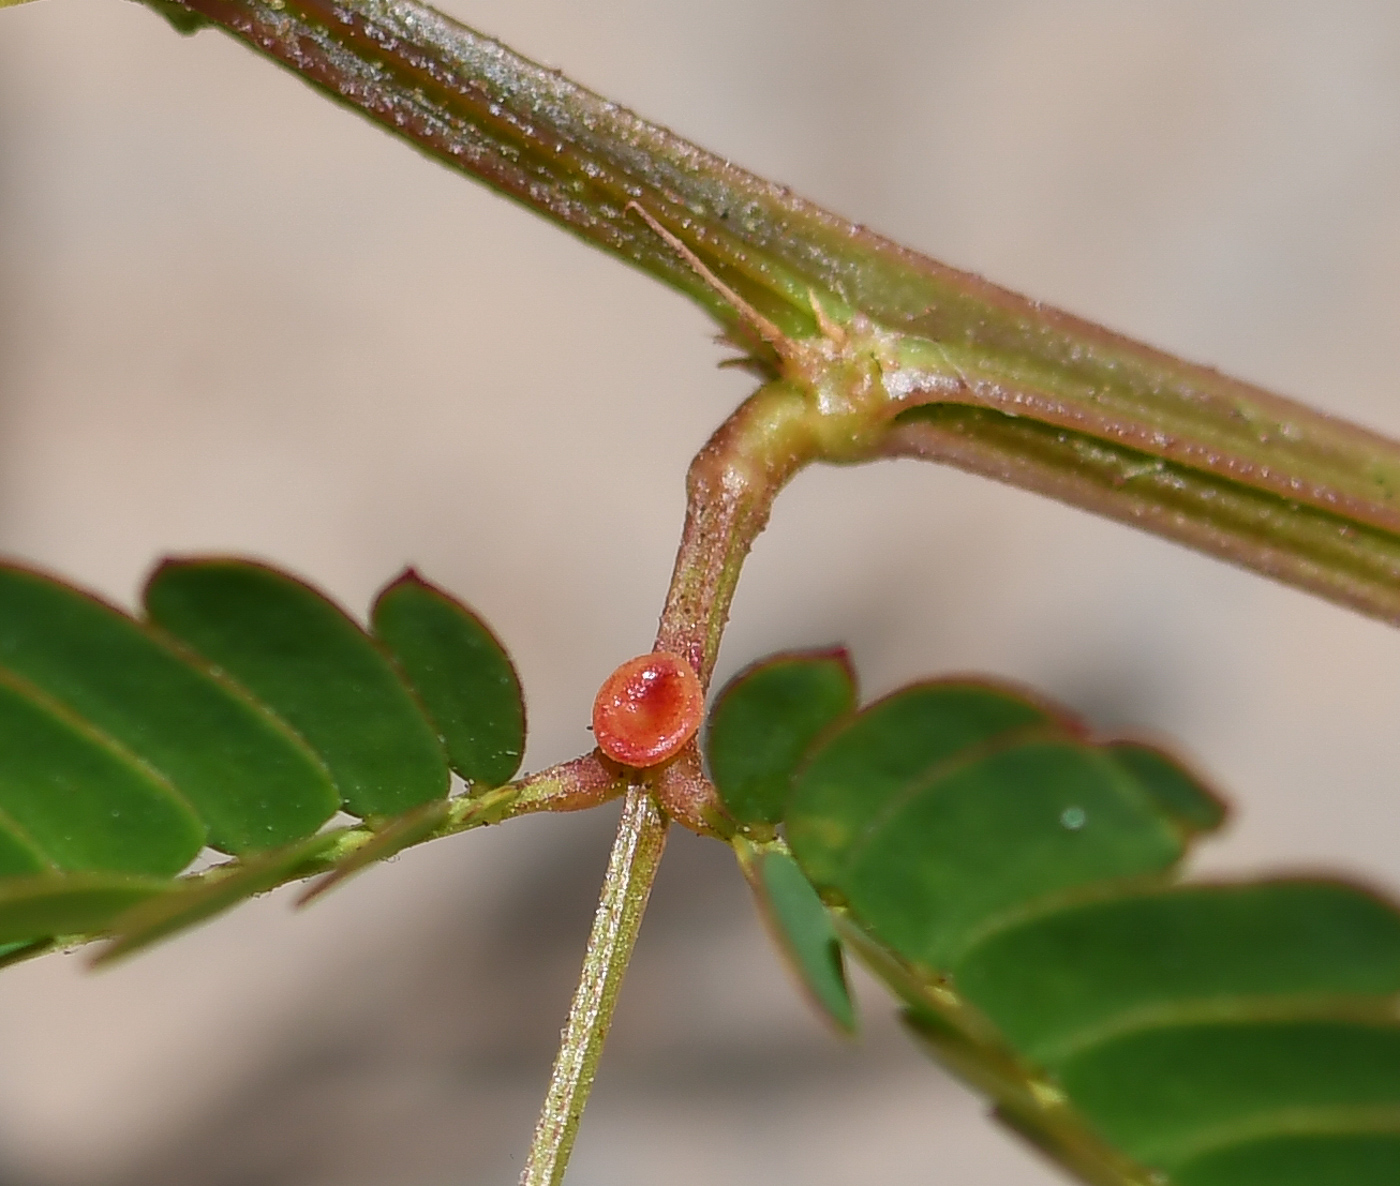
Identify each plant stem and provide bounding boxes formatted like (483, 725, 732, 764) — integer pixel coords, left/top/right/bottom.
(157, 0, 1400, 630)
(882, 408, 1400, 623)
(518, 374, 839, 1177)
(519, 785, 668, 1186)
(656, 381, 817, 686)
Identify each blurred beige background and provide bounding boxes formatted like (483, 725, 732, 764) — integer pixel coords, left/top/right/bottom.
(0, 1, 1398, 1183)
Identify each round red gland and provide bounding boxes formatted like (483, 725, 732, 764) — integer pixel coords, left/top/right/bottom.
(592, 652, 705, 767)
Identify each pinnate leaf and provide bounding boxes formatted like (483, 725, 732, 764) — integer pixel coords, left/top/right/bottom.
(714, 652, 1400, 1185)
(0, 556, 526, 955)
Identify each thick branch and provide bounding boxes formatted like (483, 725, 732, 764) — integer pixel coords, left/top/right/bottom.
(883, 408, 1400, 626)
(151, 0, 1400, 624)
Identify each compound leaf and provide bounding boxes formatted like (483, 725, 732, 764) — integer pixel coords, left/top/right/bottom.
(714, 653, 1400, 1186)
(0, 556, 527, 956)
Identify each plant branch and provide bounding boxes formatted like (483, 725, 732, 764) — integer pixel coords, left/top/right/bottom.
(516, 312, 892, 1173)
(519, 785, 668, 1186)
(148, 0, 1400, 625)
(882, 407, 1400, 623)
(654, 382, 818, 686)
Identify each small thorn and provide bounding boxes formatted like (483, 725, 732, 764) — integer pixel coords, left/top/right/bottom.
(807, 289, 847, 346)
(626, 201, 790, 354)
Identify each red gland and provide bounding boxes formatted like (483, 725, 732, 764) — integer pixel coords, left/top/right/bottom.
(592, 651, 705, 767)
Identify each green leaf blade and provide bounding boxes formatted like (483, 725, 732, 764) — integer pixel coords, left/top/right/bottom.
(738, 844, 854, 1033)
(1173, 1132, 1400, 1186)
(97, 829, 348, 963)
(776, 660, 1400, 1186)
(1106, 741, 1227, 837)
(787, 680, 1185, 970)
(952, 880, 1400, 1063)
(706, 648, 856, 827)
(0, 822, 49, 879)
(0, 873, 173, 943)
(1052, 1017, 1400, 1171)
(145, 559, 450, 818)
(787, 681, 1056, 886)
(371, 571, 524, 788)
(0, 564, 339, 854)
(682, 648, 1400, 1186)
(842, 740, 1182, 968)
(0, 675, 204, 876)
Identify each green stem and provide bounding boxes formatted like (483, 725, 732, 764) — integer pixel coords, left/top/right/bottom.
(519, 786, 668, 1186)
(882, 408, 1400, 623)
(518, 350, 863, 1175)
(516, 385, 807, 1178)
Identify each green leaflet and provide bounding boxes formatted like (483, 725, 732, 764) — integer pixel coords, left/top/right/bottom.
(97, 829, 350, 964)
(808, 737, 1184, 969)
(1054, 1017, 1400, 1171)
(0, 557, 526, 954)
(707, 649, 856, 828)
(0, 673, 203, 876)
(1173, 1133, 1400, 1186)
(785, 681, 1056, 886)
(787, 683, 1184, 967)
(952, 880, 1400, 1063)
(135, 0, 212, 33)
(0, 873, 173, 943)
(1104, 741, 1226, 837)
(735, 841, 854, 1033)
(372, 571, 524, 788)
(711, 658, 1400, 1186)
(145, 559, 450, 818)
